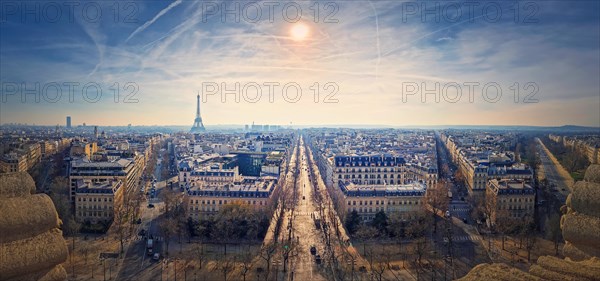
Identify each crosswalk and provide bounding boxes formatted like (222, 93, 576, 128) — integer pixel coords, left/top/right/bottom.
(452, 208, 470, 212)
(452, 235, 481, 242)
(134, 236, 165, 242)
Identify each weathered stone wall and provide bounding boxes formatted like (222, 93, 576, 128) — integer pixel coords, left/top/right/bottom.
(561, 164, 600, 260)
(0, 172, 68, 281)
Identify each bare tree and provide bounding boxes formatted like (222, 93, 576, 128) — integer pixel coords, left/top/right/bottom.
(405, 210, 430, 239)
(259, 241, 277, 281)
(78, 243, 91, 265)
(159, 219, 176, 257)
(454, 169, 465, 185)
(122, 189, 143, 237)
(216, 257, 236, 281)
(355, 224, 379, 255)
(160, 187, 183, 217)
(176, 215, 187, 253)
(372, 261, 387, 281)
(526, 234, 537, 262)
(49, 177, 72, 221)
(495, 209, 517, 250)
(194, 243, 206, 271)
(546, 213, 562, 256)
(412, 237, 428, 265)
(426, 181, 449, 234)
(112, 202, 129, 254)
(239, 245, 254, 281)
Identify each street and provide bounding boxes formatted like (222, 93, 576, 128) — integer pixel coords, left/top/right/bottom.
(535, 138, 573, 203)
(115, 155, 168, 281)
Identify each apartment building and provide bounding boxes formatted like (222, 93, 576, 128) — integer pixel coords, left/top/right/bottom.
(549, 134, 600, 164)
(74, 180, 124, 223)
(185, 177, 277, 218)
(332, 154, 438, 188)
(486, 179, 535, 225)
(0, 142, 41, 173)
(339, 180, 427, 220)
(441, 132, 533, 197)
(0, 153, 28, 173)
(179, 165, 242, 187)
(68, 154, 144, 202)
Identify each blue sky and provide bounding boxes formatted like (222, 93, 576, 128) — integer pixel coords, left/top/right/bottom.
(1, 0, 599, 127)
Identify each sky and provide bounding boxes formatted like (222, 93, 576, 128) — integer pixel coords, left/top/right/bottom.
(1, 0, 599, 127)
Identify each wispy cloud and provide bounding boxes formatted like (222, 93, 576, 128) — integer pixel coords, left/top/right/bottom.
(0, 1, 598, 127)
(126, 0, 184, 43)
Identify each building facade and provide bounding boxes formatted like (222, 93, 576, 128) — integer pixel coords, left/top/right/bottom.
(74, 180, 124, 223)
(332, 155, 438, 188)
(339, 181, 427, 220)
(185, 178, 276, 218)
(68, 154, 144, 202)
(486, 179, 535, 225)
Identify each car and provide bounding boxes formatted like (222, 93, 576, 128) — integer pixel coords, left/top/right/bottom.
(138, 229, 146, 236)
(153, 253, 160, 261)
(463, 218, 468, 224)
(315, 254, 321, 264)
(310, 245, 316, 255)
(445, 211, 451, 218)
(136, 218, 142, 224)
(148, 204, 155, 208)
(443, 237, 449, 243)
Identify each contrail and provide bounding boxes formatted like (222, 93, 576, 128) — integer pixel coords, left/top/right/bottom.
(383, 14, 487, 57)
(126, 0, 183, 43)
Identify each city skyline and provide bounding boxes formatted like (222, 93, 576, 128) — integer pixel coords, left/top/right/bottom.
(2, 1, 600, 280)
(1, 1, 599, 127)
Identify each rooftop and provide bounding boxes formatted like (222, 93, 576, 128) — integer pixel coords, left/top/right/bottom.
(339, 180, 427, 197)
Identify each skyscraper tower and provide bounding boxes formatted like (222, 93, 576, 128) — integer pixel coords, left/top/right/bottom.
(66, 116, 71, 128)
(190, 94, 206, 132)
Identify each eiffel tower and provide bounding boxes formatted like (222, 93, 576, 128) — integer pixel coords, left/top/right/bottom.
(190, 94, 206, 133)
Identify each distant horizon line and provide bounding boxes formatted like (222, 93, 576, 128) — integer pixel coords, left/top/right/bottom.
(1, 123, 599, 129)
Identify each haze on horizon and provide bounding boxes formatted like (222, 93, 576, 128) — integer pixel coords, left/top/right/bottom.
(1, 1, 599, 127)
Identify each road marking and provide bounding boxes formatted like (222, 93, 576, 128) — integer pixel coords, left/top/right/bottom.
(453, 235, 481, 242)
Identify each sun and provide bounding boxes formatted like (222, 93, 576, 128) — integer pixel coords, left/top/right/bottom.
(290, 23, 310, 41)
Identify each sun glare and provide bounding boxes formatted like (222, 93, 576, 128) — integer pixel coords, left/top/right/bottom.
(290, 23, 310, 41)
